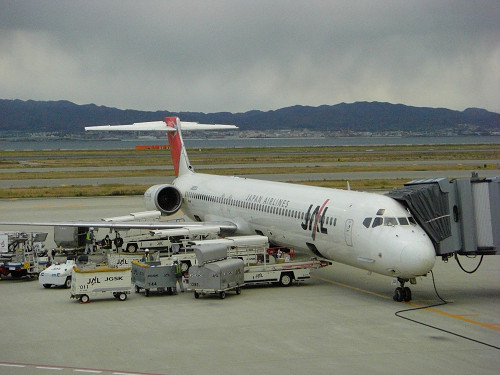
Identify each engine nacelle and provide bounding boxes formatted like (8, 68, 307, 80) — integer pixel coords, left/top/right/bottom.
(144, 184, 182, 216)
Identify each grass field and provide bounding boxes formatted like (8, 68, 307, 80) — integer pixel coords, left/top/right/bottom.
(0, 143, 498, 198)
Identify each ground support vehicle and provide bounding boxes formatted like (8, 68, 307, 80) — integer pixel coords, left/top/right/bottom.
(242, 256, 332, 286)
(189, 259, 244, 299)
(0, 231, 48, 279)
(39, 256, 76, 288)
(188, 246, 244, 299)
(188, 236, 331, 287)
(121, 225, 220, 253)
(131, 260, 176, 296)
(70, 266, 132, 303)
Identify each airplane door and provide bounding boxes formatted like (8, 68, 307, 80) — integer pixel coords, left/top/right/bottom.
(344, 219, 353, 247)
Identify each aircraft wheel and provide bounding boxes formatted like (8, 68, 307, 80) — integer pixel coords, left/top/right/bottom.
(43, 284, 52, 289)
(65, 277, 72, 289)
(80, 294, 90, 303)
(403, 287, 412, 302)
(393, 287, 403, 302)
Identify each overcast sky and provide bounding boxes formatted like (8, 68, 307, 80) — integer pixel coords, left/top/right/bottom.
(1, 1, 499, 114)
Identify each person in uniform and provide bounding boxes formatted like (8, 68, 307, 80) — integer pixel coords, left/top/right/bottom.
(84, 228, 95, 255)
(173, 258, 184, 293)
(113, 232, 124, 252)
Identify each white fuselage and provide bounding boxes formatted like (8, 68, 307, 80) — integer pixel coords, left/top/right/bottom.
(173, 172, 436, 279)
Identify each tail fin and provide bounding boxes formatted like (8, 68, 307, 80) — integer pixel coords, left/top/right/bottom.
(164, 117, 193, 177)
(85, 117, 237, 177)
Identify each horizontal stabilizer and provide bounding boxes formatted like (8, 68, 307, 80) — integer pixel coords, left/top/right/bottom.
(85, 121, 237, 132)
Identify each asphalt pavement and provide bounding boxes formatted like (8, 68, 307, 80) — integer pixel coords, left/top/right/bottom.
(0, 196, 499, 375)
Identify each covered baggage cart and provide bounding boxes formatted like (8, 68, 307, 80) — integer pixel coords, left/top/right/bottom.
(189, 258, 244, 299)
(131, 260, 176, 296)
(70, 266, 132, 303)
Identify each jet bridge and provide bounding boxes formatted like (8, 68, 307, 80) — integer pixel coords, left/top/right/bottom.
(386, 173, 499, 256)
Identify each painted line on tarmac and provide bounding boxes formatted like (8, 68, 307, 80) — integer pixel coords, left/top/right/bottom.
(0, 362, 167, 375)
(406, 302, 500, 332)
(311, 275, 391, 300)
(312, 275, 500, 332)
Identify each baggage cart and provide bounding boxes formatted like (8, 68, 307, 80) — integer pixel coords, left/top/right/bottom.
(189, 258, 244, 299)
(70, 266, 132, 303)
(131, 260, 176, 296)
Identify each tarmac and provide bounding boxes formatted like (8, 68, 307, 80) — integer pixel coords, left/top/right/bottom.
(0, 196, 499, 375)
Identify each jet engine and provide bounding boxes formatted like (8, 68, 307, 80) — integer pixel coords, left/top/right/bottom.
(144, 184, 182, 216)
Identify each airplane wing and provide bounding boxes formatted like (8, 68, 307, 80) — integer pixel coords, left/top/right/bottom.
(0, 220, 238, 234)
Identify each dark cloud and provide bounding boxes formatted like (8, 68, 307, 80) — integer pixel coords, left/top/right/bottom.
(1, 0, 499, 113)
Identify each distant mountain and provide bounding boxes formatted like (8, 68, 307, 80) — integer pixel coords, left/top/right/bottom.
(0, 99, 499, 134)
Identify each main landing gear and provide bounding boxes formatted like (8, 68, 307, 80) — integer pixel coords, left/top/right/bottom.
(393, 278, 412, 302)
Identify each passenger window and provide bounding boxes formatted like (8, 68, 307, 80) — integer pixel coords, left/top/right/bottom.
(372, 217, 383, 228)
(408, 217, 417, 225)
(363, 217, 372, 228)
(398, 217, 409, 225)
(384, 217, 398, 226)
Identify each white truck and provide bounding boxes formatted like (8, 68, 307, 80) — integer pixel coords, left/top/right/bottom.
(39, 256, 76, 288)
(122, 225, 221, 253)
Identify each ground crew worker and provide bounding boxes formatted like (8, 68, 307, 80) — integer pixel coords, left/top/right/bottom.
(142, 248, 151, 262)
(101, 234, 112, 250)
(113, 232, 124, 252)
(84, 228, 95, 255)
(173, 258, 184, 293)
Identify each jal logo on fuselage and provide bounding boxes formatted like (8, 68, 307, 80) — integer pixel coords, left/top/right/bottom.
(300, 199, 330, 240)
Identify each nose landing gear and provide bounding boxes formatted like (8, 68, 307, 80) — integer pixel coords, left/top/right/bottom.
(393, 278, 412, 302)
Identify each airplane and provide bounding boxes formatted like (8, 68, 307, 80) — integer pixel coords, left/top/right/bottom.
(1, 117, 436, 302)
(85, 117, 436, 302)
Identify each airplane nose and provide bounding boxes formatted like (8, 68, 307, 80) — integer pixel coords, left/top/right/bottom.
(400, 241, 436, 276)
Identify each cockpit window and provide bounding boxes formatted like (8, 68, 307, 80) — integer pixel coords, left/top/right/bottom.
(398, 217, 409, 225)
(384, 217, 398, 226)
(372, 217, 383, 228)
(363, 217, 372, 228)
(408, 216, 417, 225)
(376, 209, 386, 215)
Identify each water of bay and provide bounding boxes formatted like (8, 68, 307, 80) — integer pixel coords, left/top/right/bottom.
(1, 135, 499, 151)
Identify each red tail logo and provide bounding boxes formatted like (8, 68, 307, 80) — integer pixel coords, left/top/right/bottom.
(165, 117, 182, 176)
